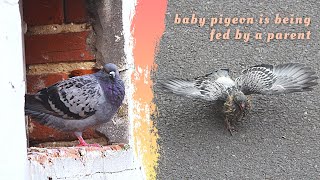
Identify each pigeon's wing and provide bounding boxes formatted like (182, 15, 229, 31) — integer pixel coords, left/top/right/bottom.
(162, 69, 235, 101)
(235, 63, 318, 95)
(26, 75, 102, 120)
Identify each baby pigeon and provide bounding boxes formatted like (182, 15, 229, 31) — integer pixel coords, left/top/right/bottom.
(162, 63, 318, 135)
(25, 63, 125, 146)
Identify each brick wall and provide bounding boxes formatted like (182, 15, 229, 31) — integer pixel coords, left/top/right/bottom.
(24, 0, 105, 146)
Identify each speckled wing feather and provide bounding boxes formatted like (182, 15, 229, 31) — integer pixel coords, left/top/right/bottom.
(235, 63, 318, 95)
(26, 75, 102, 120)
(162, 69, 235, 101)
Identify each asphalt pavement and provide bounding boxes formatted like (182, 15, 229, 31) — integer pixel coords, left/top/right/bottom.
(154, 0, 320, 179)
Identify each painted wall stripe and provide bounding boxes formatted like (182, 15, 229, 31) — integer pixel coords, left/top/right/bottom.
(131, 0, 167, 179)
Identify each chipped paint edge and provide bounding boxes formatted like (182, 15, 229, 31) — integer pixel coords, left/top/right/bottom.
(127, 0, 167, 179)
(122, 0, 146, 179)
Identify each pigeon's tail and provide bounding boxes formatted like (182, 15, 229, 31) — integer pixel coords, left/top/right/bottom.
(25, 94, 52, 115)
(25, 109, 68, 130)
(161, 79, 203, 98)
(25, 94, 42, 110)
(26, 107, 96, 132)
(25, 95, 65, 131)
(25, 94, 68, 130)
(272, 63, 318, 93)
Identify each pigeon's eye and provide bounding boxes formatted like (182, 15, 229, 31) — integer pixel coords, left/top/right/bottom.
(109, 71, 115, 79)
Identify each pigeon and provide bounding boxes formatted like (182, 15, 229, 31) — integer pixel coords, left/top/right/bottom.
(162, 63, 318, 135)
(25, 63, 125, 146)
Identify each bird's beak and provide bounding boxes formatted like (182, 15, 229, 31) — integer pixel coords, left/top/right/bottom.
(240, 103, 245, 110)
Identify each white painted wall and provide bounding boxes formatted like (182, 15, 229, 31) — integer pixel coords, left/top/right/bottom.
(122, 0, 136, 145)
(28, 148, 142, 180)
(0, 0, 27, 179)
(122, 0, 147, 179)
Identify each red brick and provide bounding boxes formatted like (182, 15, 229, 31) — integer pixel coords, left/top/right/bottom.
(28, 119, 101, 144)
(25, 31, 95, 65)
(26, 73, 68, 93)
(23, 0, 64, 25)
(65, 0, 88, 23)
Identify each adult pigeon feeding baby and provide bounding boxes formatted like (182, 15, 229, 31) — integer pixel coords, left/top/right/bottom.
(162, 63, 318, 135)
(25, 63, 125, 146)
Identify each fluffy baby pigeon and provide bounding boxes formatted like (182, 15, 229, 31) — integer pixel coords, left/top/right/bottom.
(25, 63, 125, 146)
(162, 63, 318, 135)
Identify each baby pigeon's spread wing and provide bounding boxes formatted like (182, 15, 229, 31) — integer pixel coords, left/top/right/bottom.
(235, 63, 318, 95)
(26, 75, 102, 120)
(162, 69, 235, 101)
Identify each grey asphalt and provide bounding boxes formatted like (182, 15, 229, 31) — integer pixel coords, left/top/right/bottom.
(154, 0, 320, 179)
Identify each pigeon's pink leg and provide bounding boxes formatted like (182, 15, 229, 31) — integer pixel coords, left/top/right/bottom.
(224, 117, 236, 136)
(74, 132, 101, 147)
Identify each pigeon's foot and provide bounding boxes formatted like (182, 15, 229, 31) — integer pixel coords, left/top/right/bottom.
(76, 142, 101, 147)
(74, 131, 102, 147)
(227, 126, 237, 136)
(224, 117, 237, 136)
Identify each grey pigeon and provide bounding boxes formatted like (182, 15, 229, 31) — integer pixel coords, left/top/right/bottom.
(25, 63, 125, 146)
(162, 63, 318, 135)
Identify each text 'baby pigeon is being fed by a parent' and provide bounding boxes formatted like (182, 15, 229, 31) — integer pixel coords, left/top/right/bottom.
(25, 63, 125, 147)
(162, 63, 318, 135)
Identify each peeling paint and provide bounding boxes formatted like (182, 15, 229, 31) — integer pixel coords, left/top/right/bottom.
(131, 0, 167, 179)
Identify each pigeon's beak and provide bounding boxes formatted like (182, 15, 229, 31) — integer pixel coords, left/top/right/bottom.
(240, 103, 245, 110)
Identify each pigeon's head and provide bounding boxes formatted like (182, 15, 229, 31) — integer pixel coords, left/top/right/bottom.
(233, 91, 247, 111)
(101, 63, 120, 81)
